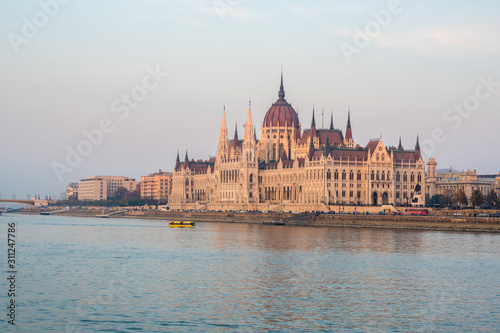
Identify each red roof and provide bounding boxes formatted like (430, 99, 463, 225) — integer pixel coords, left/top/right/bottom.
(263, 100, 299, 128)
(300, 129, 344, 145)
(393, 151, 418, 163)
(262, 75, 299, 128)
(365, 140, 380, 152)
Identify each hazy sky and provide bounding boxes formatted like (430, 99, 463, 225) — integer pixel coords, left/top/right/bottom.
(1, 0, 500, 199)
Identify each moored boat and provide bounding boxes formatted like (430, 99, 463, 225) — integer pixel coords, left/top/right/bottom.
(168, 221, 196, 228)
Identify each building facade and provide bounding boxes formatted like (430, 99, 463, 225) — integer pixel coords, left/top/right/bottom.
(496, 173, 500, 197)
(65, 182, 78, 200)
(78, 176, 138, 201)
(169, 74, 425, 212)
(140, 171, 172, 202)
(425, 158, 494, 204)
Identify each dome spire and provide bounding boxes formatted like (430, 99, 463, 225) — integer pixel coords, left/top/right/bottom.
(278, 66, 285, 100)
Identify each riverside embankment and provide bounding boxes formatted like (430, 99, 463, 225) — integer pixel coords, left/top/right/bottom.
(15, 208, 500, 233)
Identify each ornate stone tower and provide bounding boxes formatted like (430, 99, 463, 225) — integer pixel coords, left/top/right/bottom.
(241, 102, 259, 203)
(258, 70, 301, 162)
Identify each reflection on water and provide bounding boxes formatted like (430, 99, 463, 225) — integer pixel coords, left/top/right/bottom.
(2, 214, 499, 332)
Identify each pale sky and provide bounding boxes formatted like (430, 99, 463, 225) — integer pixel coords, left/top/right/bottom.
(1, 0, 500, 199)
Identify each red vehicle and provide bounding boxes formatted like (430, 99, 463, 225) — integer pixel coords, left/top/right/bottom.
(408, 208, 429, 215)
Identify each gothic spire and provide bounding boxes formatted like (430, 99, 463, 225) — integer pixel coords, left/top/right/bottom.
(243, 100, 255, 146)
(398, 136, 403, 150)
(278, 66, 285, 100)
(311, 107, 317, 138)
(415, 135, 421, 160)
(345, 108, 353, 141)
(234, 122, 238, 140)
(329, 112, 334, 130)
(175, 150, 180, 170)
(184, 150, 189, 162)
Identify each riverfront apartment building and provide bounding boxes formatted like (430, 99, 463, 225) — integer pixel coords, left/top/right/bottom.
(140, 171, 172, 202)
(78, 176, 138, 201)
(65, 182, 79, 200)
(169, 74, 426, 212)
(425, 158, 495, 201)
(496, 173, 500, 197)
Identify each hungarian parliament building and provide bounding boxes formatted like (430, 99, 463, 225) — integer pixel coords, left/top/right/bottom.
(169, 74, 426, 211)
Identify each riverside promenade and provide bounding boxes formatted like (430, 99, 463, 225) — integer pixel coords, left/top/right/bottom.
(15, 208, 500, 233)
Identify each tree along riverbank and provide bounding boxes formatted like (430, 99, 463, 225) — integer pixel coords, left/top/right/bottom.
(14, 209, 500, 233)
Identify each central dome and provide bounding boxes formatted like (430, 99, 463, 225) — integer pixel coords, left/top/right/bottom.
(262, 75, 299, 128)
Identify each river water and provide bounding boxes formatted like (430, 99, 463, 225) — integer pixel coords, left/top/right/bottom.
(1, 214, 499, 332)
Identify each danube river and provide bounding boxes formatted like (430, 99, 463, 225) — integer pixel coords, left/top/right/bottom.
(1, 214, 499, 332)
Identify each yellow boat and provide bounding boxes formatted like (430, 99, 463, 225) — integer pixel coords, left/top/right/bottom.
(168, 221, 196, 228)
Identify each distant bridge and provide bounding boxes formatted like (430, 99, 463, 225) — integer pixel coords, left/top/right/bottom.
(0, 199, 58, 207)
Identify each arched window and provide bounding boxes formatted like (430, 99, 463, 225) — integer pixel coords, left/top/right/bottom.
(410, 173, 415, 182)
(349, 171, 354, 180)
(371, 171, 375, 180)
(357, 171, 362, 181)
(249, 173, 253, 183)
(396, 172, 400, 181)
(327, 170, 331, 180)
(403, 172, 407, 182)
(334, 170, 339, 180)
(417, 173, 422, 182)
(387, 172, 391, 181)
(342, 170, 346, 180)
(381, 171, 385, 181)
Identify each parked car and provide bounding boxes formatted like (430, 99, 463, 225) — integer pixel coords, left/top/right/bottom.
(478, 213, 488, 217)
(490, 212, 500, 218)
(393, 212, 402, 215)
(339, 211, 347, 214)
(378, 211, 386, 215)
(453, 212, 463, 216)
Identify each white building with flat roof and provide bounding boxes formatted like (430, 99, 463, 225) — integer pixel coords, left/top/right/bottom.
(78, 176, 138, 201)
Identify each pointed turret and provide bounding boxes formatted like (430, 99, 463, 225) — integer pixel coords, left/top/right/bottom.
(216, 107, 229, 161)
(329, 112, 334, 130)
(175, 150, 180, 170)
(345, 110, 352, 140)
(278, 67, 285, 100)
(233, 122, 239, 150)
(310, 107, 317, 139)
(398, 136, 403, 150)
(344, 108, 354, 147)
(243, 100, 255, 146)
(183, 150, 189, 169)
(415, 135, 421, 160)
